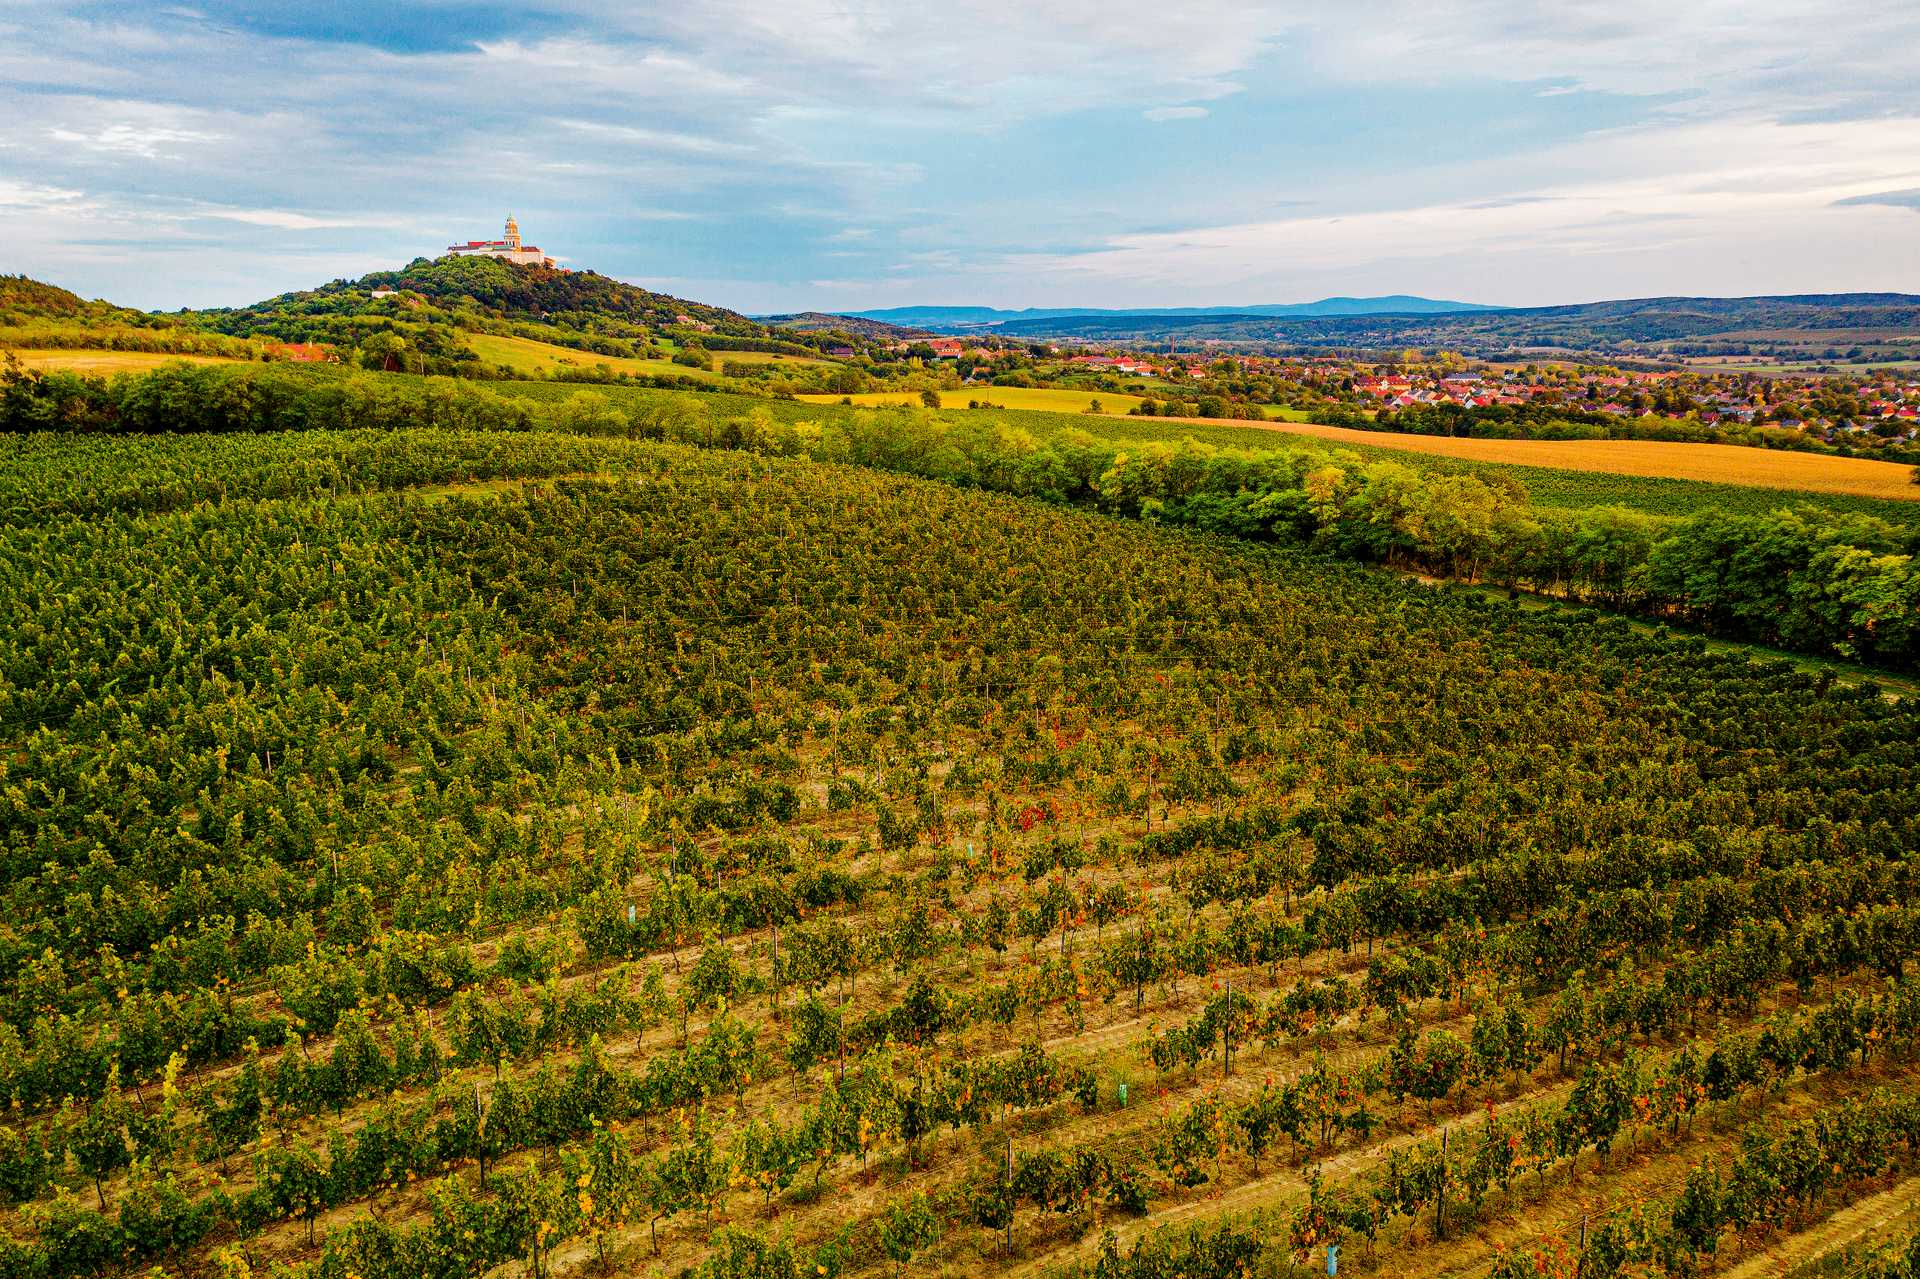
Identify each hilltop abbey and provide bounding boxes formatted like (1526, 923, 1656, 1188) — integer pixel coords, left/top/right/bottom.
(446, 215, 554, 267)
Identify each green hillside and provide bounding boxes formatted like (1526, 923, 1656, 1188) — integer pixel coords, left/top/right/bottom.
(0, 274, 96, 321)
(0, 274, 262, 359)
(188, 255, 759, 337)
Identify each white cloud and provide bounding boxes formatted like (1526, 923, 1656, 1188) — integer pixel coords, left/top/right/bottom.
(999, 115, 1920, 303)
(472, 39, 755, 99)
(1144, 106, 1209, 122)
(49, 122, 224, 159)
(1304, 0, 1920, 109)
(553, 118, 754, 156)
(0, 179, 90, 210)
(191, 206, 420, 231)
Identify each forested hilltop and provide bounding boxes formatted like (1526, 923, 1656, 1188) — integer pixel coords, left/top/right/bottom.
(186, 254, 765, 340)
(0, 276, 118, 324)
(0, 276, 263, 361)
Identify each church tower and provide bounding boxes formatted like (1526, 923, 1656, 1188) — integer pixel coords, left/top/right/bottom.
(447, 216, 554, 267)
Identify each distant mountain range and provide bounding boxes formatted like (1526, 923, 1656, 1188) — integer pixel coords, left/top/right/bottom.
(759, 311, 937, 340)
(832, 296, 1498, 331)
(792, 293, 1920, 357)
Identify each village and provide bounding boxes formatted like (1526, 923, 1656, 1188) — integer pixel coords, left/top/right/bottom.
(866, 333, 1920, 448)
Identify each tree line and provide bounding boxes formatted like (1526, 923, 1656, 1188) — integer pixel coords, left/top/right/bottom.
(2, 359, 1913, 667)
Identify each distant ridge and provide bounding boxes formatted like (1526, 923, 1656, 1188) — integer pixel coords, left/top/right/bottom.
(761, 311, 934, 340)
(816, 292, 1920, 354)
(835, 296, 1500, 331)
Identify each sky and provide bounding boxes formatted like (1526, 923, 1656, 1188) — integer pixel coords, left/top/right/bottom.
(4, 0, 1920, 313)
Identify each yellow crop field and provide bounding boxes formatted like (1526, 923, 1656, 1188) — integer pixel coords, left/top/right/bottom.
(1211, 417, 1920, 502)
(2, 348, 246, 374)
(794, 391, 921, 408)
(800, 388, 1317, 420)
(800, 386, 1152, 414)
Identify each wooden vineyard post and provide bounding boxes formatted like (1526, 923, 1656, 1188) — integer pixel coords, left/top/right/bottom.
(1223, 979, 1233, 1079)
(474, 1080, 489, 1189)
(1005, 1134, 1014, 1258)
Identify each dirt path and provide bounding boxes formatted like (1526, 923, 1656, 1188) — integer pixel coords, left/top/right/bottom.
(1719, 1175, 1920, 1279)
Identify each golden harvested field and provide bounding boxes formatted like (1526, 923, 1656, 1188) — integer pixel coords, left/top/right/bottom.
(2, 348, 246, 373)
(1199, 417, 1920, 501)
(801, 386, 1152, 414)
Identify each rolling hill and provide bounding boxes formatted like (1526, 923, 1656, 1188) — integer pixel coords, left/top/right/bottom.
(1, 273, 198, 331)
(760, 310, 934, 340)
(189, 255, 768, 339)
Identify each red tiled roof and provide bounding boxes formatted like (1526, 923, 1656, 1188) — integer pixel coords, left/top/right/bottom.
(265, 342, 334, 363)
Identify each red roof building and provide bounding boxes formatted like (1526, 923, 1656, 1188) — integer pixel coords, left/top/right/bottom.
(446, 215, 555, 267)
(264, 343, 336, 364)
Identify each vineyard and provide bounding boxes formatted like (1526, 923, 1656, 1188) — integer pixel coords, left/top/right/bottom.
(0, 416, 1917, 1279)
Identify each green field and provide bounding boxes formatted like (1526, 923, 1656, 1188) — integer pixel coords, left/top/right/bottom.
(470, 333, 839, 384)
(0, 416, 1916, 1279)
(467, 331, 720, 380)
(716, 349, 840, 370)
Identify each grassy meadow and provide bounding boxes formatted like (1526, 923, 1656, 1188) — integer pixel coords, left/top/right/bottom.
(469, 332, 839, 382)
(466, 331, 717, 380)
(716, 349, 840, 370)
